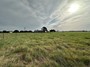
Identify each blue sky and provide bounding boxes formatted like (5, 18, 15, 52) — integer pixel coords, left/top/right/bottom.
(0, 0, 90, 31)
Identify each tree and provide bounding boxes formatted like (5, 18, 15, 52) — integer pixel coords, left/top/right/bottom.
(41, 27, 48, 32)
(0, 31, 2, 33)
(20, 30, 24, 33)
(3, 30, 9, 33)
(50, 29, 56, 32)
(13, 30, 19, 33)
(28, 30, 32, 33)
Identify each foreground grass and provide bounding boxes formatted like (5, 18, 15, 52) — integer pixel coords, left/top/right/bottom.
(0, 32, 90, 67)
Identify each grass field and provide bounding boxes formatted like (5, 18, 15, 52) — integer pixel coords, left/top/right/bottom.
(0, 32, 90, 67)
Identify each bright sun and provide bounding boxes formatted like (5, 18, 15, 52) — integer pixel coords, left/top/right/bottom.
(68, 3, 80, 13)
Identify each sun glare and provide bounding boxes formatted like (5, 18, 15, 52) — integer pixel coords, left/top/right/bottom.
(68, 3, 80, 13)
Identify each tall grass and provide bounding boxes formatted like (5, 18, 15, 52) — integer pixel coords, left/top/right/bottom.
(0, 32, 90, 67)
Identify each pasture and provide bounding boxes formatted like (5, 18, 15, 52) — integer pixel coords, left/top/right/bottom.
(0, 32, 90, 67)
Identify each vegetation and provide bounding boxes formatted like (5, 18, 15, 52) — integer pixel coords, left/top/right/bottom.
(0, 32, 90, 67)
(50, 29, 56, 32)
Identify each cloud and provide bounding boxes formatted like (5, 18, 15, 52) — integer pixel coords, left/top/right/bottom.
(48, 0, 90, 31)
(0, 0, 90, 31)
(0, 0, 63, 30)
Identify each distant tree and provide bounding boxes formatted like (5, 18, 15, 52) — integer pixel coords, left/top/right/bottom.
(20, 30, 32, 33)
(34, 30, 39, 33)
(50, 29, 56, 32)
(41, 27, 48, 32)
(3, 30, 9, 33)
(28, 30, 32, 33)
(34, 30, 37, 33)
(33, 30, 42, 33)
(20, 30, 24, 33)
(13, 30, 19, 33)
(22, 30, 27, 33)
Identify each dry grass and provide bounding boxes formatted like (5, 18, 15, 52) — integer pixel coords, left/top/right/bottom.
(0, 32, 90, 67)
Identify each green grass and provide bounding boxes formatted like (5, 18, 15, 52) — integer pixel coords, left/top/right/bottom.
(0, 32, 90, 67)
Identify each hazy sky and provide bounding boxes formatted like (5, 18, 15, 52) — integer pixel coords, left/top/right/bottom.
(0, 0, 90, 31)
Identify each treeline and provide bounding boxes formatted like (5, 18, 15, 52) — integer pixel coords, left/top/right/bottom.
(0, 27, 56, 33)
(62, 30, 90, 32)
(0, 26, 89, 33)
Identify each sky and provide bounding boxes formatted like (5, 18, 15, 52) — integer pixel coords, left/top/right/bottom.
(0, 0, 90, 31)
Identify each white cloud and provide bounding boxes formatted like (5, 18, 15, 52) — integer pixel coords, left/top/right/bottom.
(48, 0, 90, 31)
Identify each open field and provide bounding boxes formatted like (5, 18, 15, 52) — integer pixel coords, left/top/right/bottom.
(0, 32, 90, 67)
